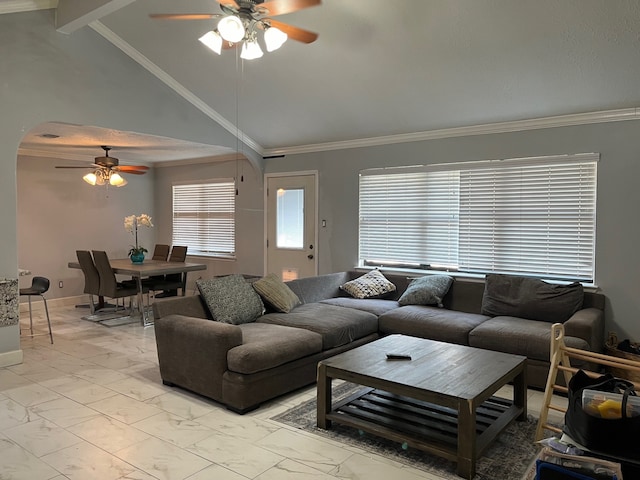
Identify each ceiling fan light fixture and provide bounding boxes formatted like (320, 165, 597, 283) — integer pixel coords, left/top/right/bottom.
(95, 170, 107, 186)
(218, 15, 245, 42)
(199, 30, 223, 54)
(109, 172, 127, 187)
(83, 171, 98, 185)
(240, 37, 263, 60)
(264, 26, 287, 52)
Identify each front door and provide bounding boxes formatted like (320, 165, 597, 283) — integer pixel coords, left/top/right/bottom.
(265, 173, 317, 281)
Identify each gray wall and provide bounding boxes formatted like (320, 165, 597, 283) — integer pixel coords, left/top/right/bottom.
(17, 155, 155, 297)
(153, 158, 264, 281)
(264, 121, 640, 341)
(0, 10, 259, 362)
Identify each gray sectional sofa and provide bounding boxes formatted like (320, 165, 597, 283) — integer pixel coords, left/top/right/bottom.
(152, 271, 605, 413)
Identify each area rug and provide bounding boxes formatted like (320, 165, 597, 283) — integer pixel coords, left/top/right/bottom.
(271, 382, 542, 480)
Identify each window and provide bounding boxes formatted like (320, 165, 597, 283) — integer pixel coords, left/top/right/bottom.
(172, 180, 235, 257)
(359, 154, 597, 282)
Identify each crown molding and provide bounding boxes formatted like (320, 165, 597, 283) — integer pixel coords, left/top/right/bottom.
(89, 20, 264, 156)
(261, 108, 640, 157)
(0, 0, 57, 14)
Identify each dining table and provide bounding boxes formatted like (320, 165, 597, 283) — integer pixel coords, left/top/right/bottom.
(68, 258, 207, 325)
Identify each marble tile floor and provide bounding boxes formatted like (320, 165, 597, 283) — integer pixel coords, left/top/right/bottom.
(1, 304, 568, 480)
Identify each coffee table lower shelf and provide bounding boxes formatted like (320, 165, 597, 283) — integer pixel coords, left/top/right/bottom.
(324, 387, 523, 472)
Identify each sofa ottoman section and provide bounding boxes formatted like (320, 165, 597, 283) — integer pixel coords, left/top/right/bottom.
(228, 323, 323, 375)
(257, 303, 378, 349)
(378, 305, 490, 345)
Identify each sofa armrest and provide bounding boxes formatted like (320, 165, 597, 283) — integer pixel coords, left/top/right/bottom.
(563, 307, 605, 353)
(155, 314, 242, 403)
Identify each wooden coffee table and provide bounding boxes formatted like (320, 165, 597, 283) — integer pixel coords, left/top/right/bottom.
(317, 334, 527, 479)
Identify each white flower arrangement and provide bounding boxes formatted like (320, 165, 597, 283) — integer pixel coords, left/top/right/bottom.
(124, 213, 154, 257)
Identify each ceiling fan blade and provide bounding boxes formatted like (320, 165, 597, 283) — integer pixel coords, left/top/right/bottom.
(213, 0, 240, 9)
(268, 19, 318, 43)
(149, 13, 221, 20)
(114, 166, 149, 174)
(260, 0, 320, 16)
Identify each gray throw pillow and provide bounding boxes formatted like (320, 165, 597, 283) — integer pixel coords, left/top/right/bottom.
(398, 275, 453, 307)
(481, 274, 584, 323)
(252, 273, 301, 313)
(340, 270, 397, 299)
(197, 274, 265, 325)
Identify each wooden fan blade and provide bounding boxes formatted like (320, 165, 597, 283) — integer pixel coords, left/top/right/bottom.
(149, 13, 220, 20)
(114, 166, 149, 175)
(260, 0, 320, 17)
(213, 0, 240, 9)
(269, 19, 318, 43)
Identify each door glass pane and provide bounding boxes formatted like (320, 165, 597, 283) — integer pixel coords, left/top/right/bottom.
(277, 188, 304, 248)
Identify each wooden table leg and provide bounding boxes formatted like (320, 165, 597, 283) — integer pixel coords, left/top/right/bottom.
(514, 361, 528, 421)
(317, 363, 332, 429)
(457, 399, 476, 480)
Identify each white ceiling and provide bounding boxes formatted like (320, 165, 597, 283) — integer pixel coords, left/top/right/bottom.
(6, 0, 640, 163)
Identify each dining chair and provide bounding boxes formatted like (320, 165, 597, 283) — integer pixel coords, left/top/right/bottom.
(76, 250, 102, 313)
(152, 244, 170, 261)
(149, 245, 188, 298)
(146, 244, 171, 290)
(92, 250, 139, 313)
(19, 276, 53, 343)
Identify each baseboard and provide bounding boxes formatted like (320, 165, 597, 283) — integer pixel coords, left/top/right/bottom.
(0, 348, 23, 367)
(19, 295, 87, 313)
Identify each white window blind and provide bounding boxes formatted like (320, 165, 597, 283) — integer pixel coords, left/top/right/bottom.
(359, 170, 460, 268)
(172, 180, 235, 257)
(359, 154, 598, 281)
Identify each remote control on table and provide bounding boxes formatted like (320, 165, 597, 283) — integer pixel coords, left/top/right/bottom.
(386, 353, 412, 360)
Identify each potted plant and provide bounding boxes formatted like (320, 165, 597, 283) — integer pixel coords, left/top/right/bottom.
(124, 213, 153, 263)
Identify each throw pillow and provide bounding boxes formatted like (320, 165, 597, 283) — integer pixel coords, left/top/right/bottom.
(340, 270, 397, 299)
(481, 274, 584, 323)
(197, 274, 265, 325)
(252, 273, 301, 313)
(398, 275, 454, 307)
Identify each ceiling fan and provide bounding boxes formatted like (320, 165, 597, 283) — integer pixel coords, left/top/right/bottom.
(150, 0, 320, 59)
(55, 146, 149, 187)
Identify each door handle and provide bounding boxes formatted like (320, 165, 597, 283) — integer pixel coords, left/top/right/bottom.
(307, 254, 314, 260)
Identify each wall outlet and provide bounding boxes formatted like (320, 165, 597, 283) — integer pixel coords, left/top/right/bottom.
(58, 281, 63, 288)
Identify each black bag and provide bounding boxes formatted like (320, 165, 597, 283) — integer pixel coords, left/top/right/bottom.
(563, 369, 640, 460)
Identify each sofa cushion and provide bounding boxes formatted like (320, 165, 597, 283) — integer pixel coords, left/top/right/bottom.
(378, 305, 490, 345)
(340, 269, 397, 299)
(469, 316, 590, 362)
(481, 274, 584, 323)
(319, 297, 400, 316)
(252, 273, 301, 313)
(398, 275, 454, 307)
(257, 303, 379, 349)
(227, 323, 323, 375)
(197, 274, 265, 325)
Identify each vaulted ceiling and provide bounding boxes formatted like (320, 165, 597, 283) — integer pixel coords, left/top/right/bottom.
(5, 0, 640, 161)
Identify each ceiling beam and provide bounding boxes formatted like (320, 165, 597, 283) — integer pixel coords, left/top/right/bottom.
(56, 0, 133, 34)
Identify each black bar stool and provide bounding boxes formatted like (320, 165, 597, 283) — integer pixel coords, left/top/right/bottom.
(19, 276, 53, 343)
